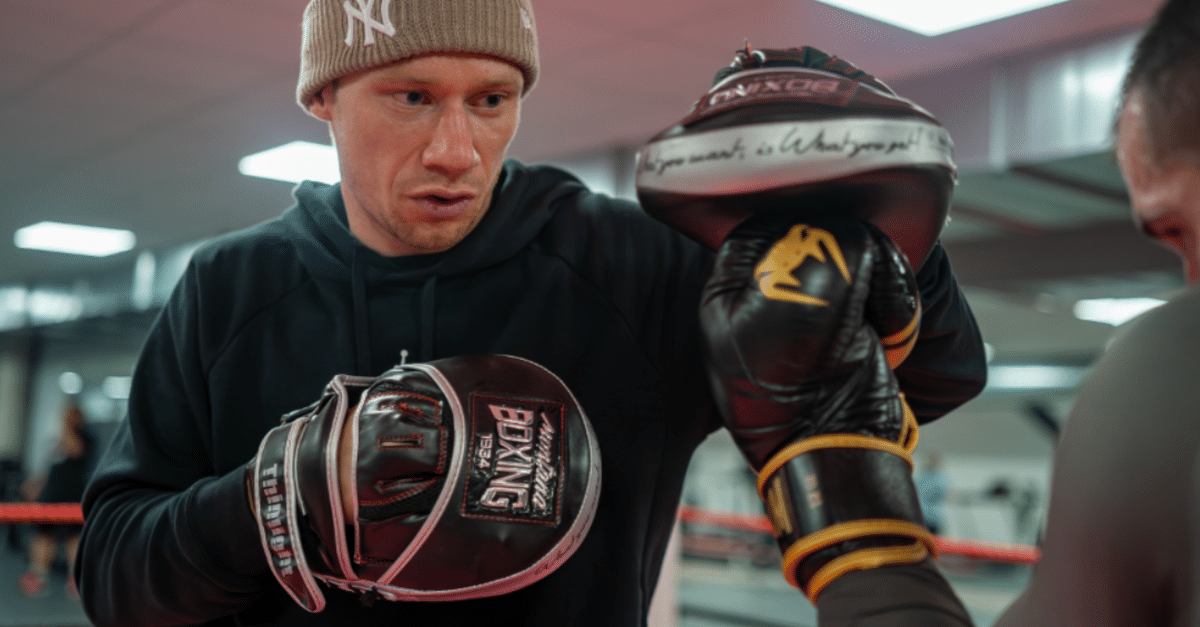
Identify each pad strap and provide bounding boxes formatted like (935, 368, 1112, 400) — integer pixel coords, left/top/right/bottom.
(756, 400, 932, 601)
(254, 418, 325, 613)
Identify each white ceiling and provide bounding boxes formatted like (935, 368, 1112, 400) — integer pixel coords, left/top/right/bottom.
(0, 0, 1182, 370)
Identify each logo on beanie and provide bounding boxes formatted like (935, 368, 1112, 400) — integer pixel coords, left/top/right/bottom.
(344, 0, 396, 47)
(464, 395, 564, 525)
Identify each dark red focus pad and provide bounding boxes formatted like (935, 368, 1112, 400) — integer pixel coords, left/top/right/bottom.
(292, 355, 603, 602)
(381, 355, 601, 596)
(635, 45, 955, 271)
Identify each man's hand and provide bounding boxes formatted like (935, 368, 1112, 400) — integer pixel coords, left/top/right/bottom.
(338, 399, 361, 522)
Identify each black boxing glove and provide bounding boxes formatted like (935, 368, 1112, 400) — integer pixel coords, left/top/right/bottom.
(701, 208, 933, 601)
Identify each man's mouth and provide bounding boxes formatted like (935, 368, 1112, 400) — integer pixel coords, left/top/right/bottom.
(411, 191, 475, 218)
(426, 194, 469, 205)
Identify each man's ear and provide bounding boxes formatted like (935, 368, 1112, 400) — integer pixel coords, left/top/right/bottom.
(308, 83, 335, 121)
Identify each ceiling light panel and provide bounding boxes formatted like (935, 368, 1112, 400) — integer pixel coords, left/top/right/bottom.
(1073, 297, 1166, 326)
(813, 0, 1073, 36)
(14, 221, 136, 257)
(239, 141, 340, 185)
(987, 365, 1088, 390)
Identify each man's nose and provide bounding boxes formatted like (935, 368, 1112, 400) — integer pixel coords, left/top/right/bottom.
(423, 104, 479, 178)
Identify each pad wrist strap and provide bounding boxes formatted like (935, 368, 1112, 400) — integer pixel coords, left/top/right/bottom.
(254, 419, 326, 613)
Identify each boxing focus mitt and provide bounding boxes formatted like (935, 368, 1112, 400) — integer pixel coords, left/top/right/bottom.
(635, 44, 955, 271)
(251, 355, 601, 611)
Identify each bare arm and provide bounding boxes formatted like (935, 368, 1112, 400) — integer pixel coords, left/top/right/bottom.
(995, 288, 1200, 627)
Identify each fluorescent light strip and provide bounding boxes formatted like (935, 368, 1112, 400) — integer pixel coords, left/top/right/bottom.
(103, 376, 133, 400)
(239, 141, 340, 184)
(813, 0, 1073, 36)
(987, 365, 1088, 390)
(1073, 297, 1166, 326)
(27, 289, 82, 323)
(59, 371, 83, 395)
(15, 221, 136, 257)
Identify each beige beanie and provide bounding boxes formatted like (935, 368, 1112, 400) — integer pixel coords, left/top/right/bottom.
(297, 0, 539, 111)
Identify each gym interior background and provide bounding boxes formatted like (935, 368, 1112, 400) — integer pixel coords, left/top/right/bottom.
(0, 0, 1175, 625)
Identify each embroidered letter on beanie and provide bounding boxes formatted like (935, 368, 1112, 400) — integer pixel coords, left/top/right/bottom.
(344, 0, 396, 46)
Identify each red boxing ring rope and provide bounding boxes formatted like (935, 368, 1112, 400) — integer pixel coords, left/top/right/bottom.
(0, 503, 83, 524)
(0, 502, 1041, 565)
(677, 505, 1040, 565)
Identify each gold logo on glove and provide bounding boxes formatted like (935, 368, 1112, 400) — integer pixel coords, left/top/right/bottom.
(764, 475, 795, 537)
(754, 225, 852, 305)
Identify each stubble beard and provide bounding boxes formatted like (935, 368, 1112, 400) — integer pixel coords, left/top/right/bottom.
(386, 194, 489, 254)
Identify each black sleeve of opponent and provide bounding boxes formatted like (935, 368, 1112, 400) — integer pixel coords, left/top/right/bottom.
(816, 559, 975, 627)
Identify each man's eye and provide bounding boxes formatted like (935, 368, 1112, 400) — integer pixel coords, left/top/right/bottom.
(400, 91, 425, 105)
(481, 94, 505, 108)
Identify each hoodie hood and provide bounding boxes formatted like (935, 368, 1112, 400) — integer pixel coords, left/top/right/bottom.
(283, 159, 588, 372)
(287, 159, 588, 284)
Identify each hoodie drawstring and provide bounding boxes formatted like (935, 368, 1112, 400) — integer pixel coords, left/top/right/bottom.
(350, 248, 372, 376)
(350, 248, 438, 374)
(419, 275, 437, 362)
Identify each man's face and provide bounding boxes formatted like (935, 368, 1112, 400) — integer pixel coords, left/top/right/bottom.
(1116, 89, 1200, 285)
(310, 54, 523, 256)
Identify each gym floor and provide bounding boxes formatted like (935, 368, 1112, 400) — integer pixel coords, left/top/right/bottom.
(678, 558, 1031, 627)
(0, 529, 89, 627)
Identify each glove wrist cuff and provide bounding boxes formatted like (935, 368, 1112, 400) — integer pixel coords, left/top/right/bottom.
(756, 430, 932, 601)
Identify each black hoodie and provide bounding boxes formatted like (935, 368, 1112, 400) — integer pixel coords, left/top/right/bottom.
(78, 160, 985, 626)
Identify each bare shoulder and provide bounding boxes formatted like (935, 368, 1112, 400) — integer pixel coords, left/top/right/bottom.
(997, 290, 1200, 627)
(1054, 286, 1200, 508)
(1093, 288, 1200, 399)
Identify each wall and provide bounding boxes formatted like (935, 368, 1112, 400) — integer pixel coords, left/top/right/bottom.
(21, 322, 145, 478)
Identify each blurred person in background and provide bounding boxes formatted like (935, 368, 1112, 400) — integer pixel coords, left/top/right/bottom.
(915, 452, 949, 535)
(18, 402, 95, 599)
(994, 0, 1200, 623)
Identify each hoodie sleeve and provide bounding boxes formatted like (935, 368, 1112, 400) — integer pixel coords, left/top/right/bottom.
(895, 242, 988, 423)
(77, 257, 271, 627)
(816, 559, 976, 626)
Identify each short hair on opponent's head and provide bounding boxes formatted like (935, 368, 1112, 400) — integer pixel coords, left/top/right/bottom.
(1121, 0, 1200, 159)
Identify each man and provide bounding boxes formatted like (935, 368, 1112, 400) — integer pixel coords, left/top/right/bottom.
(75, 1, 985, 625)
(18, 403, 94, 599)
(993, 0, 1200, 624)
(915, 452, 949, 536)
